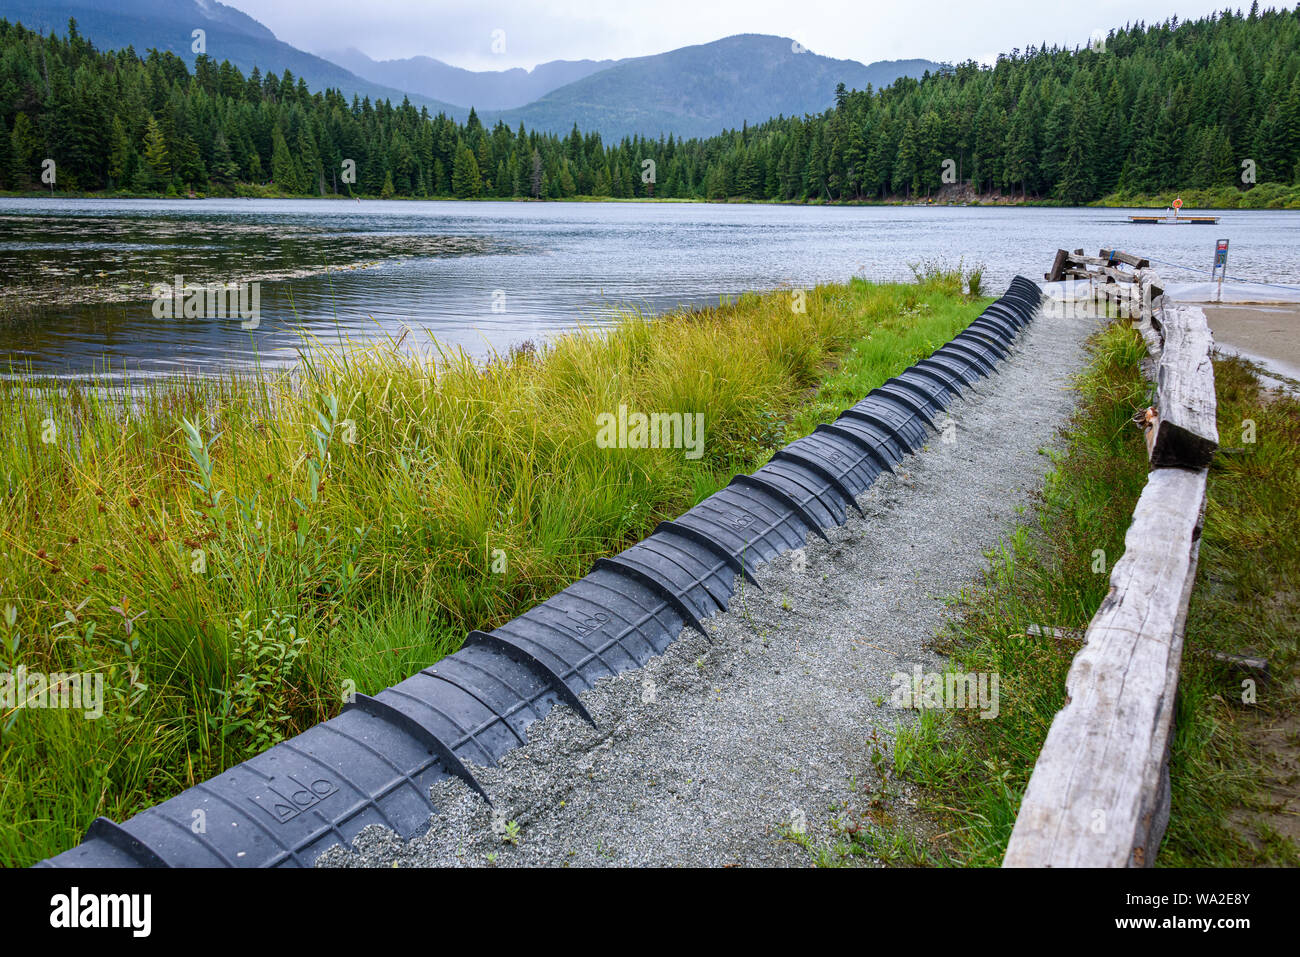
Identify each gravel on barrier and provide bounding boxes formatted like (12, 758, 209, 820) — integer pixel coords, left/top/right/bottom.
(319, 302, 1103, 868)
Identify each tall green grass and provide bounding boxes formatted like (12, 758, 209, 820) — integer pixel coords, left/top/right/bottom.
(861, 323, 1300, 867)
(0, 273, 985, 866)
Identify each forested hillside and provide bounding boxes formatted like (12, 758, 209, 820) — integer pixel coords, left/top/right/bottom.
(489, 36, 939, 140)
(0, 0, 463, 115)
(2, 7, 1298, 203)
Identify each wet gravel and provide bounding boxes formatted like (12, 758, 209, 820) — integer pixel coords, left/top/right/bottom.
(319, 300, 1102, 868)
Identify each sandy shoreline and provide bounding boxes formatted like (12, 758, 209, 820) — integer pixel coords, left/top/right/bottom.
(1200, 303, 1300, 382)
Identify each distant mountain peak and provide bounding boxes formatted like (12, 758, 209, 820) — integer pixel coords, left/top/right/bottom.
(321, 46, 622, 111)
(495, 34, 941, 139)
(0, 2, 939, 139)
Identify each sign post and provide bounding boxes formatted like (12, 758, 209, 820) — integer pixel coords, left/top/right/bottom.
(1211, 238, 1229, 301)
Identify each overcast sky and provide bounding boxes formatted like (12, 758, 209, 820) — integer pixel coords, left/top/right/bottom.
(224, 0, 1242, 70)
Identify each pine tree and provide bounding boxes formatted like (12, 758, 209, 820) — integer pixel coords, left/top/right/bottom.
(704, 163, 726, 201)
(476, 136, 492, 189)
(1004, 101, 1036, 198)
(141, 115, 172, 190)
(107, 116, 130, 189)
(559, 162, 577, 197)
(451, 142, 481, 198)
(0, 117, 10, 190)
(804, 132, 827, 199)
(210, 130, 238, 187)
(508, 152, 522, 196)
(10, 113, 41, 188)
(246, 150, 264, 184)
(894, 121, 919, 199)
(736, 151, 761, 197)
(270, 127, 295, 191)
(1056, 89, 1099, 203)
(296, 125, 321, 195)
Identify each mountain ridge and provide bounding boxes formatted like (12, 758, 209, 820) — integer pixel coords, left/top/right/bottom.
(495, 34, 941, 139)
(322, 47, 621, 111)
(0, 0, 467, 115)
(0, 2, 942, 140)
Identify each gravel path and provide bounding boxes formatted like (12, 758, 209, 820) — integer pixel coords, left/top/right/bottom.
(320, 301, 1103, 868)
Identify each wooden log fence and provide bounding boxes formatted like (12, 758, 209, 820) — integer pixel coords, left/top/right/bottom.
(1043, 248, 1162, 320)
(1004, 253, 1218, 867)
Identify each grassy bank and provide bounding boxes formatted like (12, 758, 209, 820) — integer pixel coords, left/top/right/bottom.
(1094, 183, 1300, 210)
(833, 320, 1300, 867)
(0, 272, 987, 867)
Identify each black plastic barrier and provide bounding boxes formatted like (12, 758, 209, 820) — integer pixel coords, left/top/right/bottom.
(40, 277, 1043, 868)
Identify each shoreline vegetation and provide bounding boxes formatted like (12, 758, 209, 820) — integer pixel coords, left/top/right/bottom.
(813, 321, 1299, 867)
(1092, 182, 1300, 210)
(0, 267, 988, 867)
(5, 182, 1300, 210)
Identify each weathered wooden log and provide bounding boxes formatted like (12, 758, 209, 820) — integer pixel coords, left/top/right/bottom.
(1056, 262, 1140, 291)
(1068, 256, 1141, 277)
(1135, 267, 1164, 306)
(1204, 650, 1270, 682)
(1145, 293, 1167, 358)
(1096, 265, 1139, 283)
(1003, 466, 1209, 868)
(1094, 282, 1142, 321)
(1027, 624, 1085, 645)
(1006, 258, 1214, 867)
(1100, 248, 1151, 269)
(1046, 248, 1071, 282)
(1146, 305, 1219, 468)
(1134, 318, 1163, 364)
(1095, 282, 1140, 302)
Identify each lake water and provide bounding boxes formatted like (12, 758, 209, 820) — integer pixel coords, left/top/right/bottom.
(1, 197, 1297, 379)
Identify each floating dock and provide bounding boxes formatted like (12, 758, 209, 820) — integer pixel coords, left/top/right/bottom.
(1129, 213, 1220, 224)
